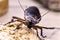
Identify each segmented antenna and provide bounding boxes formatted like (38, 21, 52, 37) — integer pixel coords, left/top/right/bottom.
(18, 0, 24, 12)
(41, 10, 49, 17)
(18, 0, 49, 17)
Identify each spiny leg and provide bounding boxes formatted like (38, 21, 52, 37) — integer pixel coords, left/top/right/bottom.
(40, 26, 55, 38)
(33, 25, 55, 38)
(40, 28, 46, 38)
(33, 25, 46, 38)
(36, 29, 41, 40)
(4, 18, 15, 25)
(12, 16, 25, 22)
(4, 16, 27, 26)
(12, 16, 28, 26)
(37, 26, 53, 38)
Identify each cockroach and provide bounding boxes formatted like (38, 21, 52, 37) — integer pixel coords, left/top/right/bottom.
(5, 0, 60, 39)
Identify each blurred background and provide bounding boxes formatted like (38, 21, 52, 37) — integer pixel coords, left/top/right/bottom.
(0, 0, 60, 40)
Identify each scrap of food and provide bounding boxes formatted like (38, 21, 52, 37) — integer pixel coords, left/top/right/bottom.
(0, 15, 51, 40)
(0, 21, 40, 40)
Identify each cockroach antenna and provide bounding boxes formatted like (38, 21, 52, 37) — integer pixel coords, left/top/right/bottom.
(18, 0, 25, 12)
(41, 10, 49, 17)
(17, 0, 49, 18)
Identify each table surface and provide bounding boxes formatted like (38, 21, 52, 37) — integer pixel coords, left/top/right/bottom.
(0, 0, 60, 40)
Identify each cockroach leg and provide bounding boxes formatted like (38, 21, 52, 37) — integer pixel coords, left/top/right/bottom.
(12, 16, 25, 22)
(36, 29, 41, 40)
(12, 16, 28, 26)
(4, 18, 15, 25)
(34, 25, 55, 38)
(40, 28, 46, 38)
(16, 19, 28, 26)
(33, 25, 46, 38)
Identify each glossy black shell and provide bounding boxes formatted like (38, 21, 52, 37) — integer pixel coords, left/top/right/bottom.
(24, 6, 41, 25)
